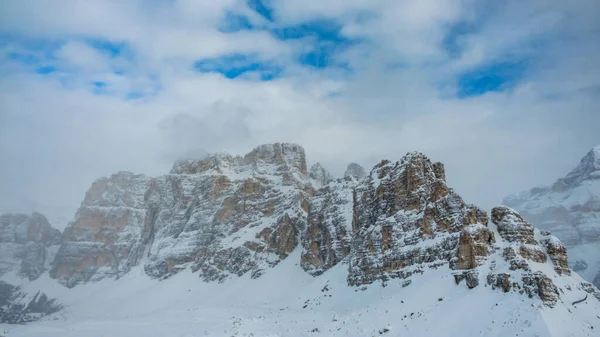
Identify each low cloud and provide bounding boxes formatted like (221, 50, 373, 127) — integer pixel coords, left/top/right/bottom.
(0, 0, 598, 229)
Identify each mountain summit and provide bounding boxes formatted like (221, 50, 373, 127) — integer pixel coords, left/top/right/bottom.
(2, 143, 599, 336)
(504, 145, 600, 288)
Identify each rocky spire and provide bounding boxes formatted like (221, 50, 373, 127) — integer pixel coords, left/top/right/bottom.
(343, 162, 366, 180)
(309, 162, 333, 188)
(555, 145, 600, 190)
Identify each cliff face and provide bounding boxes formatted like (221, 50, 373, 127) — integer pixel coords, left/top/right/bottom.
(0, 212, 61, 281)
(50, 143, 313, 287)
(346, 154, 492, 286)
(504, 146, 600, 288)
(0, 213, 63, 323)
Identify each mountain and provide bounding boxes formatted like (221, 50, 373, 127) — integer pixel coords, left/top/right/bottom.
(1, 143, 599, 336)
(504, 146, 600, 288)
(0, 213, 63, 323)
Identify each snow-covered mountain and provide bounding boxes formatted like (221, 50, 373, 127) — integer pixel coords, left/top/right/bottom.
(504, 146, 600, 289)
(1, 143, 599, 336)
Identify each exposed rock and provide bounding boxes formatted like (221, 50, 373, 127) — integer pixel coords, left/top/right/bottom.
(581, 282, 600, 302)
(50, 172, 151, 287)
(51, 143, 312, 286)
(457, 225, 495, 269)
(347, 152, 491, 286)
(301, 178, 355, 275)
(491, 206, 536, 244)
(519, 245, 547, 263)
(455, 270, 479, 289)
(503, 146, 600, 287)
(487, 273, 512, 293)
(0, 281, 62, 324)
(0, 212, 61, 246)
(540, 234, 571, 275)
(344, 163, 366, 181)
(521, 272, 560, 307)
(484, 207, 579, 307)
(0, 213, 61, 280)
(309, 163, 334, 189)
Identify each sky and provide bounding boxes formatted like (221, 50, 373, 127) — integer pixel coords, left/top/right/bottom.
(0, 0, 599, 229)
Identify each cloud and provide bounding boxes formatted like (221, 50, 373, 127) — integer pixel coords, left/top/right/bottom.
(0, 0, 599, 229)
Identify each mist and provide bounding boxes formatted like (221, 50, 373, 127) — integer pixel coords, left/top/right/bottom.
(1, 0, 599, 230)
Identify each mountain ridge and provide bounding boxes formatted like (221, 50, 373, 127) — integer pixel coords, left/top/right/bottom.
(1, 143, 599, 336)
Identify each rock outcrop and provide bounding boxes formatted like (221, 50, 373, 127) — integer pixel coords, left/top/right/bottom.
(51, 143, 313, 286)
(301, 178, 355, 275)
(0, 213, 61, 280)
(343, 163, 366, 181)
(346, 153, 493, 286)
(503, 145, 600, 288)
(0, 281, 62, 324)
(309, 163, 334, 189)
(486, 206, 573, 307)
(50, 172, 151, 287)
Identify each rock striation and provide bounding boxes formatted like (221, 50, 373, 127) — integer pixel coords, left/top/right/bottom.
(345, 154, 493, 286)
(301, 177, 355, 276)
(51, 143, 313, 287)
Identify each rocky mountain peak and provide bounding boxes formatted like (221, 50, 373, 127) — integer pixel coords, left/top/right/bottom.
(343, 162, 366, 180)
(170, 153, 235, 175)
(0, 212, 61, 247)
(308, 162, 333, 189)
(0, 212, 62, 281)
(554, 145, 600, 190)
(50, 143, 313, 287)
(503, 145, 600, 289)
(82, 171, 150, 208)
(244, 143, 308, 176)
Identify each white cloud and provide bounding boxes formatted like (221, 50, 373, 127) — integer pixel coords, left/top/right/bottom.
(55, 41, 109, 70)
(0, 0, 599, 229)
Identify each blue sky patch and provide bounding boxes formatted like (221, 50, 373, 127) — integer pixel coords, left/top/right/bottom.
(274, 20, 347, 42)
(220, 11, 255, 32)
(275, 20, 357, 69)
(194, 54, 282, 80)
(442, 21, 478, 59)
(248, 0, 273, 22)
(35, 65, 57, 74)
(456, 60, 527, 97)
(87, 39, 127, 58)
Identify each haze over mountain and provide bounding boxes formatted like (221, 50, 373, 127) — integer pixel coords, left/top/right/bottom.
(1, 0, 600, 229)
(1, 143, 599, 336)
(1, 1, 599, 335)
(504, 146, 600, 289)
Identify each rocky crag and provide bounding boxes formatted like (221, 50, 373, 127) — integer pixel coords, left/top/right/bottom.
(504, 146, 600, 288)
(2, 143, 599, 322)
(0, 213, 63, 323)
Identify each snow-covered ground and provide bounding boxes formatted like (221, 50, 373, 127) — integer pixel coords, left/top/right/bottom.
(2, 249, 598, 337)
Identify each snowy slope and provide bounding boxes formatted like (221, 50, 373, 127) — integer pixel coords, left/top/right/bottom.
(1, 242, 599, 337)
(504, 146, 600, 288)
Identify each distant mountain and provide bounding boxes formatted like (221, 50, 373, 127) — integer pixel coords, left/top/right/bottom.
(504, 146, 600, 288)
(0, 212, 63, 323)
(1, 144, 599, 336)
